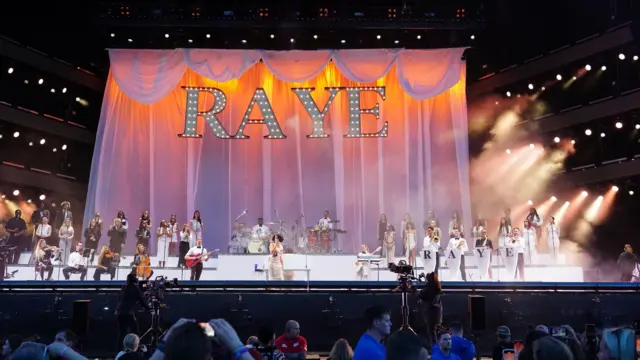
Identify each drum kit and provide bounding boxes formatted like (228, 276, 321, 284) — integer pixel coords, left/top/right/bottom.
(228, 217, 346, 254)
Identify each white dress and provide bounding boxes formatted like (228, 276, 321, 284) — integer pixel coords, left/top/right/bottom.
(190, 219, 202, 246)
(522, 227, 537, 263)
(546, 224, 560, 255)
(58, 225, 74, 262)
(36, 224, 52, 240)
(268, 242, 284, 280)
(405, 231, 417, 259)
(169, 223, 178, 244)
(383, 231, 396, 265)
(497, 225, 511, 249)
(156, 227, 171, 263)
(355, 251, 371, 280)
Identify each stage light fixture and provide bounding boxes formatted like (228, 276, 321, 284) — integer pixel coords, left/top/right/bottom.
(1, 195, 4, 199)
(341, 40, 346, 44)
(290, 38, 295, 43)
(541, 86, 546, 91)
(505, 149, 511, 154)
(556, 74, 562, 80)
(581, 191, 588, 197)
(12, 190, 19, 196)
(506, 91, 511, 97)
(585, 129, 592, 136)
(618, 53, 625, 60)
(75, 97, 80, 102)
(127, 39, 133, 43)
(470, 35, 475, 40)
(572, 76, 577, 80)
(40, 138, 45, 145)
(38, 79, 43, 85)
(615, 122, 623, 128)
(495, 101, 499, 105)
(630, 190, 635, 195)
(28, 141, 33, 146)
(0, 134, 2, 139)
(529, 143, 535, 148)
(50, 88, 55, 93)
(585, 64, 591, 71)
(551, 196, 557, 201)
(313, 35, 318, 39)
(241, 39, 247, 43)
(270, 34, 275, 39)
(206, 34, 211, 38)
(39, 194, 46, 201)
(601, 65, 607, 71)
(62, 88, 67, 93)
(164, 34, 169, 38)
(600, 132, 605, 137)
(554, 137, 560, 143)
(53, 148, 57, 152)
(612, 185, 619, 192)
(528, 84, 534, 90)
(8, 67, 13, 74)
(110, 33, 115, 37)
(188, 39, 193, 43)
(62, 144, 67, 150)
(394, 40, 399, 44)
(24, 80, 28, 84)
(13, 131, 19, 138)
(27, 199, 32, 203)
(376, 35, 381, 39)
(527, 200, 533, 205)
(634, 55, 638, 61)
(416, 35, 421, 39)
(636, 124, 640, 130)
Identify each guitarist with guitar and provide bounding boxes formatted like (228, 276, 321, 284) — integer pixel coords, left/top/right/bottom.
(185, 239, 214, 280)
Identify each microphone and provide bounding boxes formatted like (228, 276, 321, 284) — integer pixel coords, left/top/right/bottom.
(242, 209, 248, 215)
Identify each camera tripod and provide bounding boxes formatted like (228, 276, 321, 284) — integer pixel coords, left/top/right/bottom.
(394, 274, 417, 333)
(140, 306, 167, 350)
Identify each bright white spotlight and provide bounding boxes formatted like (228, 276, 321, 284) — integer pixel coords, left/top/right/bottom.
(188, 39, 193, 43)
(416, 35, 421, 39)
(50, 88, 55, 93)
(572, 76, 577, 80)
(565, 201, 570, 205)
(270, 34, 275, 39)
(206, 34, 211, 38)
(505, 149, 511, 154)
(506, 91, 511, 97)
(8, 67, 13, 74)
(53, 148, 57, 152)
(28, 142, 33, 146)
(12, 190, 19, 196)
(62, 88, 67, 93)
(62, 144, 67, 150)
(541, 86, 546, 91)
(601, 65, 607, 71)
(585, 64, 591, 71)
(615, 122, 623, 129)
(527, 200, 533, 205)
(39, 194, 46, 201)
(376, 35, 381, 39)
(554, 137, 560, 143)
(164, 34, 169, 38)
(634, 55, 638, 61)
(39, 138, 45, 145)
(341, 40, 346, 44)
(13, 131, 19, 138)
(600, 132, 606, 137)
(630, 190, 635, 195)
(38, 79, 43, 85)
(241, 39, 247, 43)
(556, 74, 562, 80)
(551, 196, 557, 202)
(581, 191, 588, 197)
(619, 53, 625, 60)
(290, 38, 295, 43)
(110, 33, 115, 37)
(529, 143, 535, 149)
(636, 124, 640, 130)
(394, 40, 399, 44)
(571, 139, 576, 144)
(470, 35, 475, 40)
(313, 35, 318, 39)
(27, 199, 32, 203)
(127, 39, 133, 43)
(528, 84, 534, 90)
(612, 185, 619, 192)
(585, 129, 592, 136)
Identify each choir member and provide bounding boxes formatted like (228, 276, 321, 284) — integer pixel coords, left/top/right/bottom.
(383, 224, 396, 266)
(378, 214, 388, 249)
(448, 211, 464, 237)
(178, 224, 191, 268)
(190, 210, 203, 246)
(136, 211, 152, 249)
(522, 220, 538, 263)
(156, 220, 172, 268)
(546, 216, 560, 259)
(58, 219, 75, 263)
(84, 219, 101, 254)
(404, 221, 417, 266)
(108, 218, 126, 254)
(496, 217, 512, 248)
(509, 228, 526, 281)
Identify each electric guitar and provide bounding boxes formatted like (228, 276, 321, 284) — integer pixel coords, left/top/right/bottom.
(186, 249, 219, 268)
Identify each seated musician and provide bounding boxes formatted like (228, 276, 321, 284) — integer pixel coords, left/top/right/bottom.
(318, 211, 333, 229)
(93, 245, 117, 281)
(252, 218, 271, 238)
(185, 239, 209, 281)
(34, 239, 56, 280)
(355, 244, 381, 281)
(132, 244, 153, 280)
(63, 242, 88, 280)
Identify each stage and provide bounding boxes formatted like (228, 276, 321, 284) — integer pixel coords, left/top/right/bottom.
(6, 251, 583, 282)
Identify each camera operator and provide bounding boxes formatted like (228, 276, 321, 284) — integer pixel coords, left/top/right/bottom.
(115, 273, 151, 351)
(418, 272, 443, 348)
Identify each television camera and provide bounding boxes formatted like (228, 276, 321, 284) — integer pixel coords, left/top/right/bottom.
(139, 276, 178, 310)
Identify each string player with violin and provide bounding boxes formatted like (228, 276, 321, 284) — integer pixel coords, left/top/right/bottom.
(132, 244, 154, 280)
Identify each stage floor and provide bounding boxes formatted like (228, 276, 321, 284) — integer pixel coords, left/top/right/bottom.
(7, 252, 583, 282)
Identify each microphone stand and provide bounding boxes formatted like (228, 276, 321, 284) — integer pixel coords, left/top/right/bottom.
(234, 211, 246, 222)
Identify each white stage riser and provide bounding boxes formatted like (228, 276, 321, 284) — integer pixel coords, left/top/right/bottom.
(9, 253, 582, 282)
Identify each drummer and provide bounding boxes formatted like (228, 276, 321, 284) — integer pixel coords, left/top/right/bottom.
(318, 211, 334, 229)
(252, 218, 271, 239)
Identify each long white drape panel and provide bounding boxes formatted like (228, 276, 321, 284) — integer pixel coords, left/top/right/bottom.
(86, 48, 471, 254)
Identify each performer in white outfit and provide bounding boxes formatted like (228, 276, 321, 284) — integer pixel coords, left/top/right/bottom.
(404, 221, 418, 266)
(383, 224, 396, 266)
(62, 242, 88, 280)
(522, 220, 538, 264)
(448, 211, 464, 238)
(268, 234, 285, 280)
(422, 226, 441, 274)
(169, 214, 178, 252)
(251, 217, 271, 254)
(355, 245, 381, 281)
(252, 218, 271, 238)
(178, 224, 191, 268)
(471, 220, 484, 249)
(526, 207, 543, 247)
(318, 211, 334, 229)
(189, 210, 203, 247)
(496, 217, 512, 248)
(446, 229, 468, 281)
(36, 217, 52, 242)
(546, 216, 560, 259)
(156, 220, 172, 268)
(507, 228, 526, 281)
(58, 218, 74, 263)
